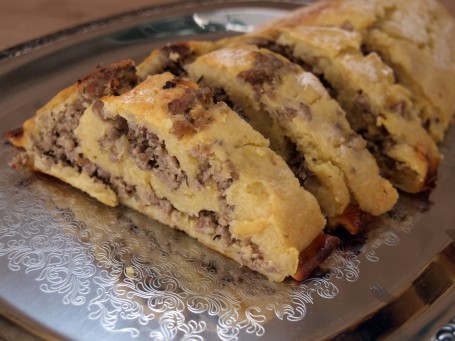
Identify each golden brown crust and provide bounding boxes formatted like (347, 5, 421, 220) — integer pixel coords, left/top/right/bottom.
(255, 0, 377, 33)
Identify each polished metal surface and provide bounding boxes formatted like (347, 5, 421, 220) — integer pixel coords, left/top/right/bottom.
(0, 1, 454, 340)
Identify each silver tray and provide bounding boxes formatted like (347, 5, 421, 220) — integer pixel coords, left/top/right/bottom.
(1, 1, 455, 340)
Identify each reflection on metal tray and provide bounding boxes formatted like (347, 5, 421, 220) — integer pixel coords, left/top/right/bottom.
(0, 1, 455, 340)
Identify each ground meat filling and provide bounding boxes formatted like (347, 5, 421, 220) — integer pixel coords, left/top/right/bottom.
(29, 58, 274, 274)
(93, 103, 187, 192)
(286, 138, 320, 189)
(160, 43, 197, 77)
(167, 85, 215, 139)
(232, 237, 276, 274)
(34, 99, 87, 169)
(93, 101, 261, 264)
(32, 61, 138, 173)
(129, 124, 187, 191)
(79, 61, 138, 101)
(350, 90, 414, 180)
(255, 40, 311, 68)
(263, 43, 416, 184)
(196, 210, 232, 247)
(189, 144, 238, 247)
(95, 164, 175, 216)
(237, 51, 295, 96)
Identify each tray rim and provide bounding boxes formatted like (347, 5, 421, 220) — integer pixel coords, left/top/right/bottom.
(0, 0, 454, 340)
(0, 0, 307, 61)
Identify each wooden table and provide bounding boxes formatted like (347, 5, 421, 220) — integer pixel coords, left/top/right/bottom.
(1, 0, 454, 51)
(0, 0, 182, 51)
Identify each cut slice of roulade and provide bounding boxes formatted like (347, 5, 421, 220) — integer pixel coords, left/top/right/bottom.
(7, 59, 139, 203)
(183, 45, 398, 232)
(255, 0, 455, 143)
(269, 26, 441, 193)
(7, 68, 336, 282)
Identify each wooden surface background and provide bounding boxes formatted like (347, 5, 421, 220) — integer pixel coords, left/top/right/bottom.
(0, 0, 455, 51)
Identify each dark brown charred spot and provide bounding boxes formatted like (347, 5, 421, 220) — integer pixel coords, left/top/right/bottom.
(162, 80, 177, 89)
(167, 87, 214, 139)
(79, 60, 138, 101)
(360, 44, 370, 56)
(5, 126, 24, 140)
(423, 118, 431, 130)
(238, 51, 290, 91)
(4, 126, 24, 148)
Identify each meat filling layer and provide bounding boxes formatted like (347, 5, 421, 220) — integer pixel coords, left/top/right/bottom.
(31, 62, 138, 173)
(88, 101, 272, 273)
(263, 43, 420, 185)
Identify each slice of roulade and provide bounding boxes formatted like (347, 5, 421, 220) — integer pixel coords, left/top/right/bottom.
(7, 60, 139, 203)
(270, 26, 440, 193)
(7, 69, 336, 282)
(184, 45, 398, 232)
(255, 0, 455, 143)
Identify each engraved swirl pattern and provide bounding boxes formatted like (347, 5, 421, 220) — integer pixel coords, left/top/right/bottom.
(433, 316, 455, 341)
(0, 145, 429, 340)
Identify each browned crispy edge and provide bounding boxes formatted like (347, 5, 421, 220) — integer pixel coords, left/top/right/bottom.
(4, 126, 25, 148)
(292, 233, 340, 281)
(331, 205, 373, 235)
